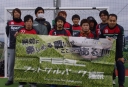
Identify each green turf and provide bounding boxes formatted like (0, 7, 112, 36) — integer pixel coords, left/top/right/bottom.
(114, 77, 128, 87)
(124, 61, 128, 68)
(0, 77, 128, 87)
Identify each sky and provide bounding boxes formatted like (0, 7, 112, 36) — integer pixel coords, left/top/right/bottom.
(0, 0, 128, 35)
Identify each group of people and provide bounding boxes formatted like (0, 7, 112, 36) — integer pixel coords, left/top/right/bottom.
(5, 6, 125, 87)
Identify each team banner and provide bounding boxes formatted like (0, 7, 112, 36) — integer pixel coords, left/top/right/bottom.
(14, 34, 116, 87)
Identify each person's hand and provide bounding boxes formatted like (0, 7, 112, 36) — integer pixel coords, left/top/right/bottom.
(106, 36, 112, 41)
(117, 58, 125, 63)
(14, 32, 19, 37)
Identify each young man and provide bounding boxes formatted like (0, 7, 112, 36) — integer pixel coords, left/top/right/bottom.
(5, 8, 24, 86)
(99, 14, 125, 87)
(57, 11, 72, 35)
(16, 15, 38, 87)
(73, 19, 95, 87)
(49, 16, 71, 36)
(33, 7, 50, 34)
(87, 16, 97, 37)
(72, 14, 82, 36)
(74, 19, 95, 38)
(98, 10, 109, 28)
(96, 10, 109, 38)
(49, 16, 71, 87)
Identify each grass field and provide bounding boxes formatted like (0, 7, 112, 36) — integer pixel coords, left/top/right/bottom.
(124, 61, 128, 68)
(0, 77, 128, 87)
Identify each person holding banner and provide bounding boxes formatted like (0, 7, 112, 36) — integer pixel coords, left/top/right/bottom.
(49, 16, 71, 87)
(99, 14, 125, 87)
(15, 15, 38, 87)
(5, 8, 24, 86)
(74, 19, 95, 39)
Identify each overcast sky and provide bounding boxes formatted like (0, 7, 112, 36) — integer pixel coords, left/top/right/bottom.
(0, 0, 128, 36)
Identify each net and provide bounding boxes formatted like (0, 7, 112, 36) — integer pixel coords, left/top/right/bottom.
(5, 7, 108, 26)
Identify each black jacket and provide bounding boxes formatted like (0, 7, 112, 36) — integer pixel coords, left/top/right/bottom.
(99, 24, 124, 60)
(6, 20, 24, 49)
(87, 16, 98, 34)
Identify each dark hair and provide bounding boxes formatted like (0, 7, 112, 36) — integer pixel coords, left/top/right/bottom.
(80, 19, 90, 26)
(99, 10, 109, 17)
(35, 7, 44, 14)
(55, 16, 66, 24)
(72, 14, 80, 20)
(12, 8, 21, 17)
(58, 11, 67, 16)
(24, 15, 33, 22)
(109, 14, 117, 20)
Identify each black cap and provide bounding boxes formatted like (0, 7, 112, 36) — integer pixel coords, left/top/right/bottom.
(87, 16, 94, 21)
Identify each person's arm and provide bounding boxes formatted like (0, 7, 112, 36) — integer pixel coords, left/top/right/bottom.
(49, 29, 54, 35)
(117, 25, 124, 62)
(6, 22, 10, 37)
(35, 29, 39, 34)
(95, 24, 99, 38)
(43, 26, 48, 35)
(69, 24, 73, 36)
(14, 28, 22, 37)
(66, 30, 71, 36)
(47, 22, 51, 34)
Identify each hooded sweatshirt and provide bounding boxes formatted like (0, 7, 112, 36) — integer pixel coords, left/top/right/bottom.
(87, 16, 98, 35)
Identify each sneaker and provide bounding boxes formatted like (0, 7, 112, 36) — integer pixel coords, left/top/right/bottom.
(5, 80, 13, 85)
(18, 85, 24, 87)
(113, 80, 116, 85)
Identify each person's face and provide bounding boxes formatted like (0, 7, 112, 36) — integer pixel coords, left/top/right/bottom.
(56, 19, 64, 29)
(25, 19, 33, 29)
(90, 21, 94, 28)
(108, 16, 117, 28)
(100, 13, 108, 22)
(72, 18, 80, 25)
(13, 10, 20, 18)
(82, 23, 90, 32)
(36, 10, 44, 17)
(59, 13, 66, 19)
